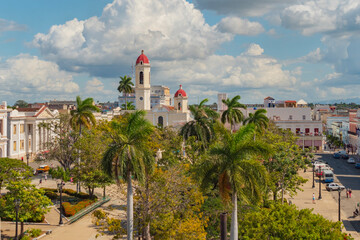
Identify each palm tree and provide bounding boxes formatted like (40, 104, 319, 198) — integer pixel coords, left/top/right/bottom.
(200, 124, 270, 240)
(102, 111, 154, 240)
(243, 109, 269, 139)
(70, 96, 99, 192)
(70, 96, 99, 134)
(180, 98, 219, 149)
(121, 101, 135, 110)
(118, 75, 134, 110)
(221, 95, 247, 132)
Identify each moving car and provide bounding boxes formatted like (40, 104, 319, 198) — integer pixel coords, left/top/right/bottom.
(333, 153, 341, 159)
(323, 170, 334, 183)
(342, 154, 350, 160)
(36, 165, 50, 173)
(326, 183, 345, 191)
(347, 158, 356, 164)
(355, 162, 360, 169)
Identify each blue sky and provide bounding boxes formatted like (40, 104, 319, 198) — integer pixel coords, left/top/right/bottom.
(1, 0, 360, 105)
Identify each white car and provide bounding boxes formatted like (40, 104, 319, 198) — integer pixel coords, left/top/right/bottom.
(347, 158, 356, 164)
(326, 183, 345, 191)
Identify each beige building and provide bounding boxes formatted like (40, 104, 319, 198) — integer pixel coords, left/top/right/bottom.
(0, 101, 9, 157)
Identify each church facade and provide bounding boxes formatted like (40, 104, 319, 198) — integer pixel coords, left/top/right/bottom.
(134, 51, 191, 127)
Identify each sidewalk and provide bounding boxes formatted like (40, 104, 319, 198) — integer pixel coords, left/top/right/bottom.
(287, 168, 360, 239)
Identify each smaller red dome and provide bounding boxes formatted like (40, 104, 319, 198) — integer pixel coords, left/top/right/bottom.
(174, 85, 187, 97)
(136, 50, 149, 65)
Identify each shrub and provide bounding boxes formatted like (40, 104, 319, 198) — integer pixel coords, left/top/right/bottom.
(20, 235, 30, 240)
(28, 228, 42, 237)
(44, 191, 58, 200)
(63, 188, 77, 195)
(40, 187, 57, 192)
(62, 199, 96, 217)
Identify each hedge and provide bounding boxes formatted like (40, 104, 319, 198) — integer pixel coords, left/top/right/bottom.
(44, 191, 58, 200)
(62, 199, 96, 217)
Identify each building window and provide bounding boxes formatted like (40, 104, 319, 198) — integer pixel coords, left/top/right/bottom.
(140, 71, 144, 84)
(28, 124, 31, 133)
(305, 128, 310, 134)
(0, 120, 2, 135)
(296, 128, 300, 134)
(28, 139, 31, 149)
(178, 102, 181, 110)
(13, 125, 17, 135)
(158, 116, 164, 127)
(13, 141, 16, 151)
(302, 115, 306, 120)
(20, 140, 24, 150)
(20, 124, 24, 133)
(289, 115, 293, 120)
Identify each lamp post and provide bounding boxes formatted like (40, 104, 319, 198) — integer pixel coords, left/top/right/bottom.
(312, 164, 315, 188)
(26, 153, 30, 166)
(14, 199, 20, 240)
(220, 212, 227, 240)
(57, 182, 64, 225)
(318, 166, 322, 200)
(338, 188, 343, 222)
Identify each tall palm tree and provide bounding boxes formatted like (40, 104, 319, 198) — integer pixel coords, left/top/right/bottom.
(70, 96, 99, 134)
(118, 75, 134, 110)
(180, 98, 219, 149)
(221, 95, 246, 132)
(200, 124, 270, 240)
(121, 101, 135, 110)
(70, 96, 99, 192)
(102, 111, 154, 240)
(243, 109, 269, 139)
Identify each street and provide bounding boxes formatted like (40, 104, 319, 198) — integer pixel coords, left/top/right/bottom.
(317, 153, 360, 232)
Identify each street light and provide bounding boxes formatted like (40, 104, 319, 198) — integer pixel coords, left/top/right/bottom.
(14, 199, 20, 240)
(338, 188, 344, 221)
(312, 164, 315, 188)
(26, 153, 30, 166)
(318, 166, 322, 200)
(57, 182, 64, 225)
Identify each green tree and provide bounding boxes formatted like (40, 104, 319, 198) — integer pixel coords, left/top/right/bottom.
(102, 111, 154, 240)
(121, 101, 135, 110)
(0, 158, 32, 194)
(180, 98, 219, 149)
(199, 123, 270, 240)
(0, 180, 52, 237)
(239, 202, 346, 239)
(13, 100, 28, 108)
(243, 109, 269, 139)
(118, 75, 134, 110)
(70, 96, 99, 133)
(42, 114, 79, 171)
(221, 95, 246, 132)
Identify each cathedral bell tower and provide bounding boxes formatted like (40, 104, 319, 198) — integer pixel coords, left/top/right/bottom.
(135, 50, 151, 110)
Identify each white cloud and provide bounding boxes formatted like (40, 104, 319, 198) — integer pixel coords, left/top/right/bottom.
(216, 17, 264, 36)
(33, 0, 231, 77)
(85, 78, 113, 95)
(0, 54, 79, 94)
(243, 43, 264, 56)
(0, 18, 26, 33)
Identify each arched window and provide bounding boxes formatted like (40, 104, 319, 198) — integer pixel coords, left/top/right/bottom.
(0, 147, 2, 157)
(140, 71, 144, 85)
(178, 102, 181, 110)
(158, 116, 163, 127)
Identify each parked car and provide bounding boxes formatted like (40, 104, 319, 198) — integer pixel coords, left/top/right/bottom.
(355, 162, 360, 169)
(342, 154, 350, 160)
(36, 165, 50, 173)
(347, 158, 356, 164)
(333, 153, 341, 159)
(326, 183, 345, 191)
(313, 160, 328, 165)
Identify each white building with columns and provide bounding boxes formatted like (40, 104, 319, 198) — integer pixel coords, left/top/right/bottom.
(5, 105, 58, 160)
(0, 101, 9, 157)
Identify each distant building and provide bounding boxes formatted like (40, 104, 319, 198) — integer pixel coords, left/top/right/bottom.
(217, 93, 228, 111)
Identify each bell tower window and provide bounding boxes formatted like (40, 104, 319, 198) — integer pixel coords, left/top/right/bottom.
(140, 71, 144, 85)
(178, 103, 181, 110)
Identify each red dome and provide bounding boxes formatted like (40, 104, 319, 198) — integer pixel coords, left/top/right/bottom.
(174, 85, 187, 97)
(136, 50, 149, 65)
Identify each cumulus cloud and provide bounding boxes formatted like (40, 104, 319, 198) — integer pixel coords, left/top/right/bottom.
(33, 0, 231, 77)
(0, 54, 79, 94)
(280, 0, 360, 36)
(85, 78, 113, 95)
(0, 18, 26, 33)
(194, 0, 296, 17)
(216, 17, 264, 36)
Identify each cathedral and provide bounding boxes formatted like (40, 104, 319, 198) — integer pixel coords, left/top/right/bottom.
(133, 50, 191, 127)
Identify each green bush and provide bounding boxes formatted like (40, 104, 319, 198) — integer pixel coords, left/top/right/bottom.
(28, 228, 42, 237)
(40, 187, 57, 192)
(44, 191, 58, 200)
(62, 199, 96, 217)
(20, 235, 30, 240)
